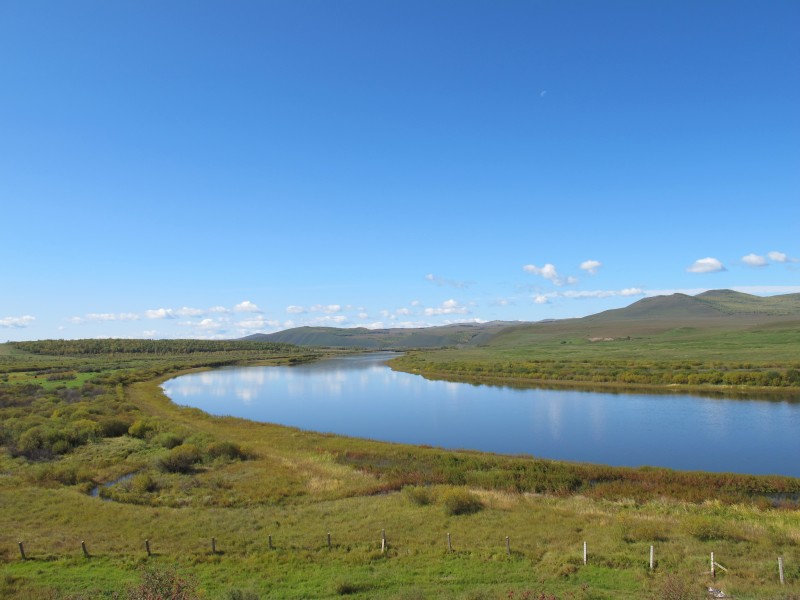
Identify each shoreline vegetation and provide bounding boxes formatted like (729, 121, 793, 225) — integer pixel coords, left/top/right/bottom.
(1, 339, 800, 599)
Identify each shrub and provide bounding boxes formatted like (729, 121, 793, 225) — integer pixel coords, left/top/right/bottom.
(153, 432, 184, 449)
(99, 417, 132, 438)
(207, 441, 247, 461)
(130, 472, 159, 494)
(127, 565, 198, 600)
(158, 444, 202, 474)
(441, 487, 483, 516)
(403, 485, 434, 506)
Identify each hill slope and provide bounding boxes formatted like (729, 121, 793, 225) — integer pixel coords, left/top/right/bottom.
(241, 321, 517, 349)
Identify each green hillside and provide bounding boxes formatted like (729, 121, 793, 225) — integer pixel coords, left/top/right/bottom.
(390, 290, 800, 389)
(241, 321, 517, 349)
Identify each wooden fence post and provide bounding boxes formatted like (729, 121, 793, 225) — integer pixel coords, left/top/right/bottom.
(447, 532, 452, 553)
(327, 532, 331, 549)
(779, 557, 785, 585)
(18, 541, 26, 561)
(711, 552, 715, 580)
(211, 537, 216, 554)
(381, 529, 386, 553)
(145, 539, 151, 557)
(268, 534, 273, 550)
(81, 540, 89, 558)
(583, 541, 587, 565)
(649, 545, 654, 571)
(505, 536, 510, 556)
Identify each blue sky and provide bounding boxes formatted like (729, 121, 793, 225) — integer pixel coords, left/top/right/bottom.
(2, 0, 798, 341)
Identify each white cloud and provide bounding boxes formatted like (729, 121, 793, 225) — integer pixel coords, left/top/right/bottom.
(561, 288, 645, 299)
(579, 260, 602, 275)
(522, 263, 578, 286)
(425, 273, 470, 288)
(396, 308, 411, 316)
(410, 300, 421, 307)
(310, 304, 341, 314)
(742, 253, 767, 267)
(357, 312, 369, 319)
(176, 306, 204, 317)
(534, 295, 549, 304)
(208, 306, 230, 314)
(146, 308, 177, 319)
(309, 315, 348, 325)
(423, 299, 470, 316)
(234, 300, 262, 313)
(286, 305, 306, 314)
(237, 317, 281, 330)
(687, 257, 725, 273)
(767, 251, 798, 263)
(1, 315, 35, 328)
(143, 330, 158, 338)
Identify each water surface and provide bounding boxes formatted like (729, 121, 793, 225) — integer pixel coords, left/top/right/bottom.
(162, 353, 800, 477)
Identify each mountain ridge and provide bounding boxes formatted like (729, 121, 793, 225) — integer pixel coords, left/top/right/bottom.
(240, 290, 800, 349)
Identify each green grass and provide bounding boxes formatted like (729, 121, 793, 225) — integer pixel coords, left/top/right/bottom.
(2, 340, 800, 598)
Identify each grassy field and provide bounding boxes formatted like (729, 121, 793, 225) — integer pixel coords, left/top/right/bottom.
(2, 339, 800, 599)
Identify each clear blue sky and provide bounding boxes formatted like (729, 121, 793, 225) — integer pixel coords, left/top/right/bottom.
(2, 0, 798, 340)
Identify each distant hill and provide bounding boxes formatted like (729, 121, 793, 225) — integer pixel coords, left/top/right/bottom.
(239, 290, 800, 350)
(486, 289, 800, 348)
(240, 321, 517, 349)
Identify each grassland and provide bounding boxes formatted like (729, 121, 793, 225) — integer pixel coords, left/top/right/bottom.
(1, 339, 800, 599)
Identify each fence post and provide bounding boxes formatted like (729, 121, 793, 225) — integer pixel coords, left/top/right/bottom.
(18, 541, 26, 561)
(81, 540, 89, 558)
(583, 541, 587, 565)
(779, 557, 785, 585)
(211, 537, 216, 554)
(649, 545, 654, 571)
(327, 532, 331, 549)
(145, 539, 151, 557)
(381, 529, 386, 553)
(711, 552, 715, 580)
(505, 536, 510, 556)
(268, 534, 273, 550)
(447, 532, 452, 553)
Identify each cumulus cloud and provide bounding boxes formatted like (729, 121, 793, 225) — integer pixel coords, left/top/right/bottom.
(310, 304, 341, 314)
(1, 315, 35, 328)
(145, 308, 178, 319)
(579, 260, 602, 275)
(742, 253, 767, 267)
(423, 299, 470, 316)
(286, 305, 306, 314)
(70, 312, 140, 323)
(768, 251, 788, 263)
(208, 306, 230, 314)
(522, 263, 578, 286)
(237, 317, 281, 330)
(533, 295, 549, 305)
(561, 288, 645, 299)
(687, 257, 725, 273)
(425, 273, 471, 289)
(396, 307, 411, 316)
(234, 300, 262, 313)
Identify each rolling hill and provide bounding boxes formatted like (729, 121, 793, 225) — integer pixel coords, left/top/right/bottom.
(240, 290, 800, 351)
(240, 321, 517, 349)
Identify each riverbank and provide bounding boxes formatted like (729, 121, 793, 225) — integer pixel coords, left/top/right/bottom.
(2, 341, 800, 598)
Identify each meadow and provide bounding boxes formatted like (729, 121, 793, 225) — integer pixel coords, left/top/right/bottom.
(1, 339, 799, 599)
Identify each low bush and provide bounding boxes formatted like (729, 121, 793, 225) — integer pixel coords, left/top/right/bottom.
(441, 487, 483, 516)
(158, 444, 202, 474)
(403, 485, 434, 506)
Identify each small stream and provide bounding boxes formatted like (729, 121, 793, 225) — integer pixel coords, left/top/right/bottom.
(89, 471, 137, 500)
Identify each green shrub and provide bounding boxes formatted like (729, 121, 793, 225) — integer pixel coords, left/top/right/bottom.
(98, 417, 132, 437)
(130, 472, 159, 493)
(158, 444, 202, 474)
(153, 432, 184, 449)
(403, 485, 434, 506)
(127, 565, 198, 600)
(207, 441, 247, 461)
(441, 487, 483, 516)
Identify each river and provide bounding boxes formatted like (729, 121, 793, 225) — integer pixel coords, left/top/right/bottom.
(161, 352, 800, 477)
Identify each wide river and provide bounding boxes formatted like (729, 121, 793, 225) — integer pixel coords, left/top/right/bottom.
(162, 353, 800, 477)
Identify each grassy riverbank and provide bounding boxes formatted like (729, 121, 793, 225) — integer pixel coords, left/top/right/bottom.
(2, 340, 800, 599)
